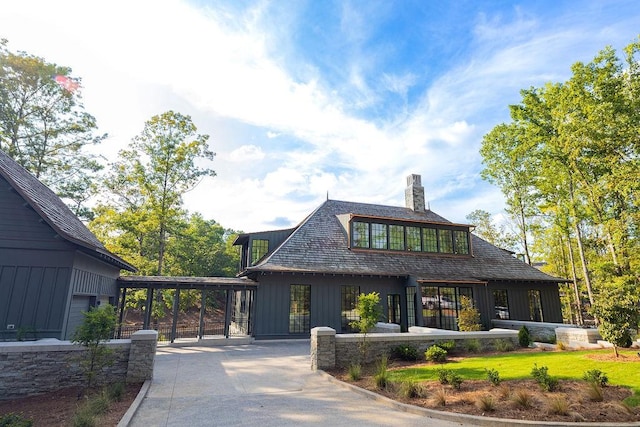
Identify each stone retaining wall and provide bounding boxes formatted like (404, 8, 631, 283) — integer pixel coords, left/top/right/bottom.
(0, 330, 157, 400)
(491, 319, 568, 342)
(310, 327, 519, 369)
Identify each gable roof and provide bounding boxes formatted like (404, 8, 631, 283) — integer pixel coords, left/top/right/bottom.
(0, 149, 135, 272)
(244, 199, 563, 283)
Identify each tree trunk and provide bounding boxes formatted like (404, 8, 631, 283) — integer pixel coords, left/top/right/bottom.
(566, 233, 583, 325)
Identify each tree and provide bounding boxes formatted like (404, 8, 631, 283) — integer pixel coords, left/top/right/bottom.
(0, 39, 105, 219)
(457, 296, 482, 331)
(465, 209, 515, 250)
(350, 292, 383, 364)
(99, 110, 215, 276)
(590, 276, 640, 357)
(72, 304, 117, 388)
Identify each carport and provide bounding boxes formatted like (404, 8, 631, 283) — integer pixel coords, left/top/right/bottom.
(116, 276, 258, 342)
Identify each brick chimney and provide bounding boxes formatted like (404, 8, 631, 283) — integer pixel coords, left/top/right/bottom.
(405, 174, 425, 212)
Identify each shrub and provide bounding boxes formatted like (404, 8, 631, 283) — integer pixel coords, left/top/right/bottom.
(348, 363, 362, 381)
(436, 368, 462, 389)
(437, 368, 450, 385)
(475, 394, 496, 412)
(494, 339, 514, 352)
(425, 345, 447, 363)
(511, 389, 534, 409)
(374, 356, 389, 389)
(72, 410, 96, 427)
(585, 382, 604, 402)
(391, 344, 419, 361)
(518, 326, 531, 348)
(531, 364, 558, 392)
(397, 381, 422, 399)
(433, 388, 447, 406)
(582, 369, 608, 387)
(0, 413, 33, 427)
(457, 296, 482, 331)
(87, 392, 110, 415)
(107, 382, 125, 402)
(547, 396, 569, 415)
(463, 338, 482, 353)
(434, 340, 456, 353)
(485, 368, 501, 386)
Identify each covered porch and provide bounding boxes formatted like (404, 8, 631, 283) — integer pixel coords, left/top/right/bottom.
(116, 276, 258, 343)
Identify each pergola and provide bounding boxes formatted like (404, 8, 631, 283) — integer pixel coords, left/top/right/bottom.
(116, 276, 258, 342)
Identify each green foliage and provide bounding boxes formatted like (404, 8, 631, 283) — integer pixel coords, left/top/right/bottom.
(397, 381, 422, 399)
(72, 305, 117, 388)
(433, 340, 456, 352)
(465, 209, 516, 250)
(436, 368, 462, 389)
(0, 413, 33, 427)
(494, 339, 515, 352)
(518, 326, 531, 348)
(583, 369, 608, 387)
(425, 345, 447, 363)
(0, 40, 105, 220)
(348, 363, 361, 381)
(590, 276, 640, 356)
(463, 338, 482, 353)
(485, 368, 501, 386)
(349, 292, 382, 363)
(531, 364, 558, 392)
(457, 296, 482, 331)
(391, 344, 420, 361)
(374, 356, 389, 389)
(106, 382, 126, 402)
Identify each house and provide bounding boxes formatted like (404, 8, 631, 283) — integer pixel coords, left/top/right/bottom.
(234, 174, 564, 339)
(0, 149, 136, 340)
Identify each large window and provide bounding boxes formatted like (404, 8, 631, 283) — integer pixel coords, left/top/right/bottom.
(341, 286, 360, 332)
(421, 285, 473, 331)
(493, 290, 509, 319)
(251, 239, 269, 265)
(387, 294, 401, 324)
(528, 290, 543, 322)
(406, 226, 421, 251)
(352, 222, 370, 248)
(289, 285, 310, 333)
(350, 220, 470, 256)
(389, 225, 405, 250)
(371, 223, 387, 249)
(406, 287, 416, 328)
(422, 228, 438, 252)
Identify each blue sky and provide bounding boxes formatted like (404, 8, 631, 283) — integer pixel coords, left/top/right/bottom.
(2, 1, 639, 232)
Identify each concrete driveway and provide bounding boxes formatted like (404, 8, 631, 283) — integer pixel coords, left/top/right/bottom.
(128, 340, 464, 427)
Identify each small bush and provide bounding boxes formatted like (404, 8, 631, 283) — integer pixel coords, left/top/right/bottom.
(463, 338, 482, 353)
(494, 339, 515, 352)
(458, 296, 482, 331)
(436, 368, 462, 389)
(0, 413, 33, 427)
(72, 410, 96, 427)
(485, 368, 501, 386)
(107, 382, 125, 402)
(397, 381, 422, 399)
(547, 396, 569, 415)
(518, 326, 531, 347)
(391, 344, 420, 361)
(433, 388, 447, 406)
(437, 368, 450, 385)
(585, 382, 604, 402)
(425, 345, 447, 363)
(348, 363, 362, 381)
(582, 369, 608, 387)
(475, 394, 496, 412)
(374, 356, 389, 389)
(434, 340, 456, 352)
(511, 389, 534, 409)
(87, 392, 110, 415)
(531, 364, 558, 392)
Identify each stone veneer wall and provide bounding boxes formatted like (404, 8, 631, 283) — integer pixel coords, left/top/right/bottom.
(0, 330, 157, 400)
(311, 327, 519, 370)
(491, 319, 571, 342)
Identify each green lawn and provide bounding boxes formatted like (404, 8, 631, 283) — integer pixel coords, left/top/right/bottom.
(389, 349, 640, 396)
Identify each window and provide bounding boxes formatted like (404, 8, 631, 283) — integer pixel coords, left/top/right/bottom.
(341, 286, 360, 332)
(406, 226, 421, 251)
(454, 230, 469, 254)
(289, 285, 310, 333)
(421, 285, 473, 331)
(406, 287, 416, 328)
(352, 221, 370, 248)
(423, 228, 438, 252)
(251, 239, 269, 265)
(528, 290, 543, 322)
(439, 229, 453, 253)
(493, 290, 509, 319)
(371, 223, 387, 249)
(389, 225, 405, 250)
(387, 294, 401, 324)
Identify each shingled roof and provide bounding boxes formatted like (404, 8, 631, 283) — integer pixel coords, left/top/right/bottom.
(0, 149, 135, 271)
(245, 199, 563, 283)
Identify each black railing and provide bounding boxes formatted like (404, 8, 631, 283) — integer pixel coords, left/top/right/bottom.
(117, 322, 227, 342)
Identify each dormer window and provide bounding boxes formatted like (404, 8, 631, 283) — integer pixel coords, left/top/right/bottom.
(348, 218, 471, 256)
(251, 239, 269, 265)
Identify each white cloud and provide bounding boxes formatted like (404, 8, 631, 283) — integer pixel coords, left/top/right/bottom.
(227, 145, 265, 162)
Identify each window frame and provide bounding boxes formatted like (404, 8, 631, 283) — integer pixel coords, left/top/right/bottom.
(289, 284, 311, 334)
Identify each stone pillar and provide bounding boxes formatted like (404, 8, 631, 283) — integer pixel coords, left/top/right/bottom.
(127, 330, 158, 383)
(310, 327, 336, 371)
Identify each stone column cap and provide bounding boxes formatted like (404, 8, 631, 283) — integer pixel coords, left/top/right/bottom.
(131, 330, 159, 341)
(311, 327, 336, 336)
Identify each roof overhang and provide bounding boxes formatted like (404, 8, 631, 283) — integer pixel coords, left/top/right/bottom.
(117, 275, 257, 290)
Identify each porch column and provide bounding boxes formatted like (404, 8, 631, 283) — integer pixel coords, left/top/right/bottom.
(143, 288, 154, 330)
(224, 290, 233, 338)
(170, 288, 181, 343)
(117, 287, 127, 338)
(198, 290, 207, 339)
